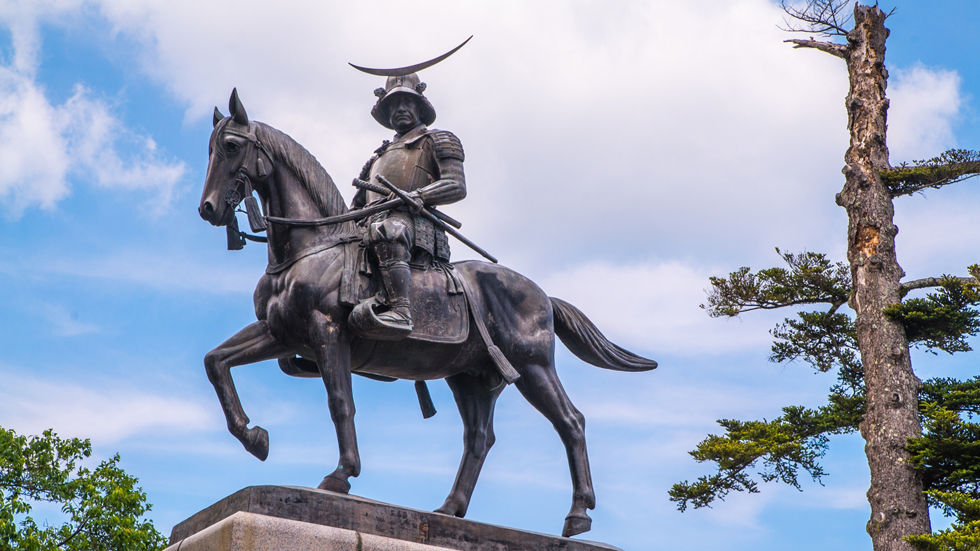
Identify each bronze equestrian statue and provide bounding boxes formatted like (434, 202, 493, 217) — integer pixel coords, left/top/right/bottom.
(197, 41, 656, 538)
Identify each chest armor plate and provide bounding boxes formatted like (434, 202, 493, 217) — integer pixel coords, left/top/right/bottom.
(366, 135, 437, 203)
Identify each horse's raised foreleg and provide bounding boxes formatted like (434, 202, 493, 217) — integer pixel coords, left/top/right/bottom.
(515, 362, 596, 538)
(204, 321, 290, 461)
(436, 371, 503, 518)
(309, 315, 359, 494)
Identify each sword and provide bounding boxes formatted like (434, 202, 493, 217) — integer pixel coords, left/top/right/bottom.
(352, 178, 463, 229)
(373, 174, 498, 264)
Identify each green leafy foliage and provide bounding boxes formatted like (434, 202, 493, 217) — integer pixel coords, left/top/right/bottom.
(771, 311, 859, 375)
(882, 149, 980, 198)
(906, 491, 980, 550)
(886, 276, 980, 354)
(0, 426, 167, 550)
(671, 376, 980, 514)
(702, 249, 851, 317)
(909, 380, 980, 505)
(676, 250, 980, 520)
(906, 395, 980, 551)
(669, 381, 863, 511)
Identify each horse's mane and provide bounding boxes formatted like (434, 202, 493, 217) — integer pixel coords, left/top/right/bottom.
(253, 121, 350, 222)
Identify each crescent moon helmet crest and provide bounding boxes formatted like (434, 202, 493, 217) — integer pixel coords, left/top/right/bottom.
(348, 36, 472, 77)
(352, 37, 472, 130)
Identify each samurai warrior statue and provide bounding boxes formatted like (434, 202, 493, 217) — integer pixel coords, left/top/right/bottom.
(351, 56, 467, 337)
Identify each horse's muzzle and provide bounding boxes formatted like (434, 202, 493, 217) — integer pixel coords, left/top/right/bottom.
(198, 200, 213, 219)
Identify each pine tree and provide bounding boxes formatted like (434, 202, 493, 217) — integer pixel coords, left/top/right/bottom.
(668, 3, 980, 550)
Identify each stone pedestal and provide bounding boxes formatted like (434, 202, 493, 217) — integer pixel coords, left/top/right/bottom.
(167, 486, 623, 551)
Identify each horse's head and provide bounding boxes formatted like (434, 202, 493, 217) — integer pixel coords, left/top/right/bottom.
(199, 89, 272, 226)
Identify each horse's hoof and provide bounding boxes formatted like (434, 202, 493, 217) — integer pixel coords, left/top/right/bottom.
(562, 512, 592, 538)
(243, 426, 269, 461)
(434, 499, 466, 517)
(317, 472, 351, 494)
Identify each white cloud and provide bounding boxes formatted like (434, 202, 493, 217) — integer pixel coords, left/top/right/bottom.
(894, 196, 980, 273)
(71, 0, 968, 277)
(0, 369, 216, 443)
(539, 259, 776, 354)
(888, 64, 962, 163)
(0, 4, 185, 217)
(88, 0, 856, 267)
(60, 86, 187, 213)
(0, 62, 70, 211)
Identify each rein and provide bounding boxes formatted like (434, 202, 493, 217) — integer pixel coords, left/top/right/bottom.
(265, 197, 401, 227)
(265, 236, 359, 275)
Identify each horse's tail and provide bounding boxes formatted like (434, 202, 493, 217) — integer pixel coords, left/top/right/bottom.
(550, 297, 657, 372)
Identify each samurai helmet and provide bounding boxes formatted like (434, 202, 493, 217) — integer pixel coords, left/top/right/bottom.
(350, 36, 472, 130)
(370, 73, 436, 129)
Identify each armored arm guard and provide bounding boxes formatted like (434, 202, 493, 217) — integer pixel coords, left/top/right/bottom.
(417, 130, 466, 206)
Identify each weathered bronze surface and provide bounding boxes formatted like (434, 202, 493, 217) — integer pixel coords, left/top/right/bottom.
(198, 75, 656, 538)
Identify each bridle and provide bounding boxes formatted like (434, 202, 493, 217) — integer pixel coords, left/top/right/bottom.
(211, 122, 271, 248)
(211, 121, 388, 253)
(215, 125, 265, 212)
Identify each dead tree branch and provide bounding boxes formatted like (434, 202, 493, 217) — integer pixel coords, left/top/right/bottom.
(784, 38, 847, 58)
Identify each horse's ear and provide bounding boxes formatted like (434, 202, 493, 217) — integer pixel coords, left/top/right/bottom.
(213, 107, 225, 128)
(229, 88, 248, 125)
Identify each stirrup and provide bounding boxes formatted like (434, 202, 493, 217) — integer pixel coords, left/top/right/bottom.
(349, 297, 414, 341)
(377, 307, 413, 326)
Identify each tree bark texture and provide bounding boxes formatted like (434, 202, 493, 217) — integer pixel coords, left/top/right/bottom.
(834, 6, 931, 550)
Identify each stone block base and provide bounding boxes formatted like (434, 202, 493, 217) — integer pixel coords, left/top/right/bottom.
(164, 511, 453, 551)
(167, 486, 622, 551)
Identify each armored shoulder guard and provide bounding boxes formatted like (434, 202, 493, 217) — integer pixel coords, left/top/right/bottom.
(430, 130, 464, 162)
(358, 155, 377, 180)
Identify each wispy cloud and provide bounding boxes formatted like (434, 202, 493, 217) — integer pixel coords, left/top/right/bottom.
(0, 5, 185, 217)
(23, 248, 256, 294)
(35, 301, 101, 336)
(0, 368, 217, 443)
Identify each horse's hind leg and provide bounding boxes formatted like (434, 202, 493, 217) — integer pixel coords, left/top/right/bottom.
(204, 321, 290, 461)
(436, 371, 503, 518)
(515, 362, 596, 538)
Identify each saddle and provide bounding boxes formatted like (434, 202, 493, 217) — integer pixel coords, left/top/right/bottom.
(281, 247, 519, 417)
(338, 240, 469, 344)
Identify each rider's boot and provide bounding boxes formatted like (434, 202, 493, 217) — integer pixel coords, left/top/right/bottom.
(349, 220, 415, 340)
(377, 259, 413, 332)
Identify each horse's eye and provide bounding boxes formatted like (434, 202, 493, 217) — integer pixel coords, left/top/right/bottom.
(225, 141, 240, 153)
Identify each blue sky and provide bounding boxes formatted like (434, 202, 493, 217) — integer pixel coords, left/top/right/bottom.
(1, 1, 979, 549)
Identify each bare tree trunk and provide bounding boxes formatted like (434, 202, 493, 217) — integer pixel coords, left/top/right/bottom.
(836, 6, 930, 550)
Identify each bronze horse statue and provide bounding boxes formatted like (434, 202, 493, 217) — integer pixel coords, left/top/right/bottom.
(198, 90, 657, 538)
